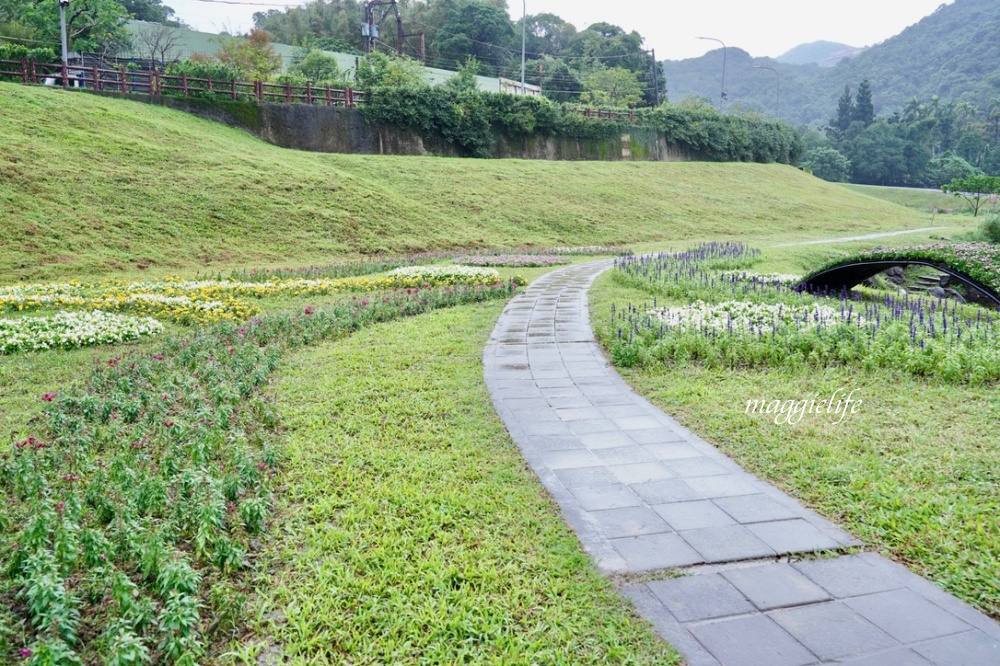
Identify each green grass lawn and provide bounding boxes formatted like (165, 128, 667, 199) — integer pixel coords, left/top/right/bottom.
(590, 250, 1000, 619)
(842, 183, 971, 215)
(1, 82, 930, 283)
(225, 300, 679, 665)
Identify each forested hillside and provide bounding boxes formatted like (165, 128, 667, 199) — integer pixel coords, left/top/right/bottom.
(665, 0, 1000, 126)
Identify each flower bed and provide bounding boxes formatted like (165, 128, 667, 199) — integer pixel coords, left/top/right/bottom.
(1, 280, 522, 663)
(0, 268, 521, 326)
(453, 254, 571, 268)
(0, 310, 163, 354)
(607, 243, 1000, 383)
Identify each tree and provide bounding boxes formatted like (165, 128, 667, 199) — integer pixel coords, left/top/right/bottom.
(435, 1, 515, 75)
(520, 13, 576, 57)
(2, 0, 128, 54)
(800, 147, 851, 182)
(442, 56, 480, 94)
(830, 85, 853, 135)
(215, 29, 282, 81)
(119, 0, 180, 25)
(355, 51, 427, 89)
(290, 46, 341, 83)
(581, 67, 643, 108)
(942, 174, 1000, 217)
(133, 21, 182, 68)
(852, 78, 874, 126)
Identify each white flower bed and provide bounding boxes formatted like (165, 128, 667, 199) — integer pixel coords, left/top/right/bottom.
(650, 300, 864, 335)
(719, 271, 802, 286)
(0, 310, 164, 354)
(385, 265, 501, 281)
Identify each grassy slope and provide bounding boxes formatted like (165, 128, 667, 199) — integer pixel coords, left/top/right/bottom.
(0, 83, 931, 282)
(842, 184, 969, 215)
(234, 301, 678, 664)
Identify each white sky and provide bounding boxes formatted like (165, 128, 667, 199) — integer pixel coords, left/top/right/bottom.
(166, 0, 956, 61)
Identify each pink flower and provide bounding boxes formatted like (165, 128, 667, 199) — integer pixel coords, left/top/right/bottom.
(41, 392, 57, 402)
(304, 306, 315, 315)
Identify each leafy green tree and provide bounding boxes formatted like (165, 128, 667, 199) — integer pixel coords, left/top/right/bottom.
(925, 153, 977, 188)
(852, 78, 875, 126)
(520, 13, 576, 56)
(2, 0, 128, 54)
(442, 56, 480, 94)
(216, 29, 282, 81)
(942, 174, 1000, 217)
(581, 66, 644, 108)
(435, 1, 515, 75)
(119, 0, 179, 26)
(800, 146, 851, 182)
(290, 46, 341, 83)
(355, 51, 427, 89)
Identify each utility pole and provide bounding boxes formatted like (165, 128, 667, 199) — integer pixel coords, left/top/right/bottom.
(520, 0, 526, 94)
(651, 48, 659, 107)
(59, 0, 70, 66)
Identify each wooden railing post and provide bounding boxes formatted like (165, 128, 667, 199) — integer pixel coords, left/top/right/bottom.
(231, 79, 237, 100)
(285, 80, 291, 103)
(181, 72, 188, 96)
(306, 82, 313, 105)
(30, 59, 37, 84)
(92, 64, 99, 91)
(152, 70, 160, 95)
(20, 58, 27, 84)
(325, 85, 331, 107)
(207, 76, 213, 93)
(346, 88, 354, 108)
(120, 65, 127, 93)
(61, 61, 68, 89)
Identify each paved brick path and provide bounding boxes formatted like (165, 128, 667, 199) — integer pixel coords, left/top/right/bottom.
(483, 260, 1000, 666)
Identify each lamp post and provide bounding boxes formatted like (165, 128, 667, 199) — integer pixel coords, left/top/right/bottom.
(520, 0, 526, 94)
(59, 0, 70, 66)
(697, 36, 727, 105)
(753, 64, 779, 116)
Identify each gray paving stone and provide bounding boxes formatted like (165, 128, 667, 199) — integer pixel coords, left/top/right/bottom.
(843, 589, 972, 643)
(521, 435, 583, 452)
(792, 555, 905, 598)
(614, 415, 669, 431)
(578, 431, 636, 450)
(555, 407, 600, 421)
(680, 524, 777, 563)
(632, 478, 704, 504)
(608, 462, 674, 485)
(647, 574, 755, 622)
(599, 404, 651, 419)
(664, 457, 731, 478)
(553, 466, 617, 488)
(913, 630, 1000, 666)
(536, 450, 603, 470)
(594, 446, 656, 466)
(520, 420, 572, 437)
(568, 483, 642, 511)
(567, 418, 620, 435)
(837, 649, 933, 665)
(714, 494, 800, 524)
(629, 428, 689, 445)
(642, 442, 702, 459)
(747, 519, 843, 554)
(770, 601, 898, 661)
(546, 396, 592, 409)
(721, 563, 831, 610)
(654, 500, 739, 531)
(589, 506, 672, 539)
(684, 474, 762, 499)
(688, 615, 817, 666)
(610, 533, 704, 570)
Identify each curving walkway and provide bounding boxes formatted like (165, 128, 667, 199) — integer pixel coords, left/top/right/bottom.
(483, 260, 1000, 666)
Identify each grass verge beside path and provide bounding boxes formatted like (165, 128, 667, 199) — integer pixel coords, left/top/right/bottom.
(234, 300, 679, 664)
(590, 269, 1000, 619)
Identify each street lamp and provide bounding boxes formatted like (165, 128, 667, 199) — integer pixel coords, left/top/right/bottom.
(520, 0, 526, 94)
(59, 0, 70, 66)
(753, 65, 779, 116)
(697, 36, 727, 105)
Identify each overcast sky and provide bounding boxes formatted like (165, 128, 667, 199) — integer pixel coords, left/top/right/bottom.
(166, 0, 955, 61)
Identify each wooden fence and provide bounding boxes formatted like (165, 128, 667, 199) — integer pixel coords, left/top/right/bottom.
(0, 58, 640, 123)
(0, 59, 363, 107)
